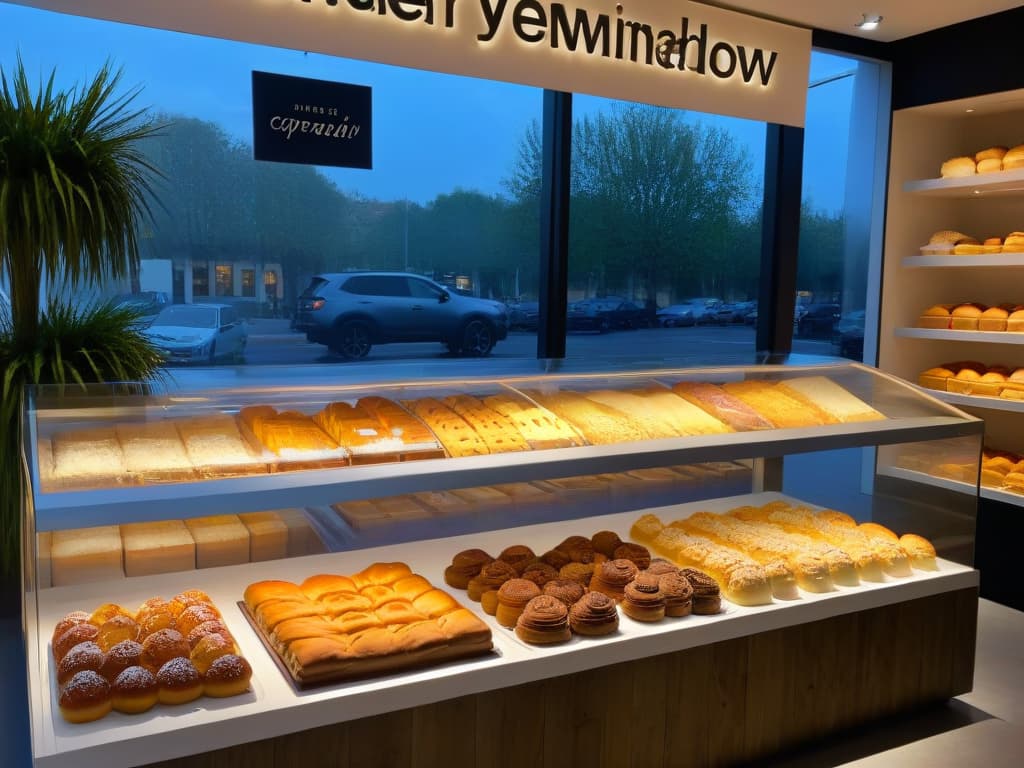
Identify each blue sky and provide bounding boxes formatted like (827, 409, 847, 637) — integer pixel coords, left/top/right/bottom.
(0, 3, 854, 214)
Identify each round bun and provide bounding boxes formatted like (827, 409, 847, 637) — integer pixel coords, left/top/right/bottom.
(57, 641, 106, 685)
(1003, 144, 1024, 170)
(928, 230, 975, 245)
(590, 530, 623, 558)
(59, 670, 112, 723)
(141, 629, 189, 672)
(175, 604, 221, 637)
(172, 589, 214, 609)
(88, 603, 132, 627)
(186, 619, 234, 651)
(139, 608, 177, 638)
(189, 633, 234, 675)
(922, 305, 951, 317)
(952, 304, 984, 318)
(99, 639, 144, 681)
(54, 623, 99, 662)
(940, 156, 976, 178)
(203, 654, 252, 698)
(977, 157, 1003, 174)
(96, 614, 141, 651)
(111, 666, 158, 714)
(51, 612, 90, 647)
(975, 146, 1008, 162)
(954, 368, 982, 382)
(156, 657, 203, 705)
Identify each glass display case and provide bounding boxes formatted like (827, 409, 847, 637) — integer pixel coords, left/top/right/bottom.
(20, 362, 982, 767)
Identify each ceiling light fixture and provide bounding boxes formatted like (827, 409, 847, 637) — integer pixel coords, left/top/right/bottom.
(855, 14, 883, 31)
(965, 108, 976, 113)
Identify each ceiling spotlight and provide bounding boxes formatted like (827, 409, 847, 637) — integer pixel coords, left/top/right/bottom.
(855, 14, 883, 31)
(965, 108, 976, 113)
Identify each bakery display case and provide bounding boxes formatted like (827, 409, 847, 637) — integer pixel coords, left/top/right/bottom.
(20, 362, 982, 768)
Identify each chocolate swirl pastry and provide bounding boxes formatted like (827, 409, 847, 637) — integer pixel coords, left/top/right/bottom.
(543, 579, 587, 608)
(515, 595, 572, 645)
(621, 574, 666, 622)
(521, 562, 560, 588)
(568, 591, 619, 636)
(659, 573, 694, 617)
(590, 558, 639, 600)
(467, 560, 518, 601)
(498, 545, 537, 574)
(591, 530, 623, 559)
(613, 542, 652, 570)
(559, 562, 595, 586)
(444, 548, 494, 589)
(496, 579, 542, 628)
(644, 558, 680, 577)
(679, 568, 722, 615)
(540, 549, 572, 570)
(556, 535, 596, 564)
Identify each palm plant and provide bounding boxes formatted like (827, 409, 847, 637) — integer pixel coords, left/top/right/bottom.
(0, 58, 163, 587)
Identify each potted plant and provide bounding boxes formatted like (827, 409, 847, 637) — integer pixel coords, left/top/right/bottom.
(0, 58, 165, 607)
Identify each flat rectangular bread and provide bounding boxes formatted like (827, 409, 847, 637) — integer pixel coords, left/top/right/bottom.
(355, 396, 444, 459)
(481, 393, 584, 448)
(522, 389, 646, 444)
(775, 376, 884, 423)
(116, 421, 196, 482)
(50, 427, 128, 488)
(442, 394, 530, 453)
(175, 414, 267, 477)
(722, 380, 836, 428)
(404, 397, 489, 457)
(671, 381, 774, 430)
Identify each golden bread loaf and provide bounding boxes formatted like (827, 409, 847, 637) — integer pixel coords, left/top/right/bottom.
(442, 394, 530, 454)
(671, 381, 773, 430)
(722, 380, 835, 428)
(940, 156, 976, 177)
(405, 397, 489, 457)
(523, 389, 646, 445)
(481, 393, 585, 448)
(979, 306, 1010, 332)
(975, 146, 1008, 163)
(1002, 145, 1024, 170)
(775, 376, 884, 423)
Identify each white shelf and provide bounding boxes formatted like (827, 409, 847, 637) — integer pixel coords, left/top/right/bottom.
(903, 166, 1024, 197)
(31, 416, 980, 531)
(895, 327, 1024, 344)
(28, 491, 979, 768)
(925, 389, 1024, 414)
(881, 465, 1024, 506)
(902, 254, 1024, 268)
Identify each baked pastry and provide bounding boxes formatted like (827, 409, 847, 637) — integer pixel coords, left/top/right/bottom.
(940, 156, 976, 177)
(54, 623, 100, 663)
(356, 396, 442, 453)
(613, 542, 651, 570)
(540, 549, 572, 570)
(495, 579, 542, 628)
(405, 397, 489, 457)
(542, 579, 587, 608)
(918, 305, 952, 330)
(589, 559, 638, 601)
(177, 604, 222, 637)
(96, 615, 141, 651)
(659, 573, 694, 617)
(515, 595, 571, 644)
(1003, 145, 1024, 170)
(680, 569, 722, 614)
(444, 549, 494, 589)
(57, 641, 106, 685)
(497, 545, 537, 574)
(59, 670, 112, 723)
(555, 535, 595, 563)
(480, 393, 585, 448)
(141, 629, 190, 672)
(469, 559, 518, 601)
(568, 592, 619, 636)
(644, 559, 680, 577)
(559, 562, 595, 586)
(50, 427, 127, 488)
(951, 303, 984, 331)
(115, 420, 194, 483)
(671, 381, 773, 430)
(977, 158, 1003, 173)
(899, 533, 937, 571)
(442, 394, 531, 454)
(111, 666, 158, 714)
(590, 530, 623, 559)
(480, 590, 500, 616)
(722, 380, 835, 428)
(190, 633, 235, 675)
(620, 574, 666, 622)
(522, 389, 646, 445)
(99, 640, 144, 681)
(520, 562, 560, 588)
(156, 657, 203, 705)
(979, 306, 1010, 332)
(203, 654, 252, 697)
(175, 414, 264, 478)
(89, 603, 132, 627)
(52, 612, 92, 648)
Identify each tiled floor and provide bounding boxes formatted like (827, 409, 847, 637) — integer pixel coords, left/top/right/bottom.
(4, 600, 1021, 767)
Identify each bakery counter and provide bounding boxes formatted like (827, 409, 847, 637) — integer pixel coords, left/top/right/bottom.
(27, 492, 978, 768)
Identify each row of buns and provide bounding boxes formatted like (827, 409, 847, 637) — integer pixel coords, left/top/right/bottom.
(919, 361, 1024, 399)
(901, 446, 1024, 494)
(919, 230, 1024, 256)
(917, 303, 1024, 332)
(940, 145, 1024, 178)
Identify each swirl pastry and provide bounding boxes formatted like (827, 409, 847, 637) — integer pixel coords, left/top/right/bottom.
(568, 592, 619, 636)
(644, 559, 680, 577)
(659, 573, 694, 617)
(444, 548, 494, 589)
(515, 595, 571, 645)
(496, 579, 542, 628)
(621, 574, 665, 622)
(467, 560, 517, 601)
(558, 562, 595, 586)
(520, 562, 559, 588)
(589, 559, 639, 601)
(680, 568, 722, 614)
(542, 579, 587, 608)
(590, 530, 623, 558)
(613, 543, 651, 570)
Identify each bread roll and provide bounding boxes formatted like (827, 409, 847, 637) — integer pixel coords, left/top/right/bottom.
(979, 306, 1009, 332)
(953, 244, 985, 255)
(1002, 144, 1024, 170)
(918, 367, 954, 391)
(975, 146, 1008, 163)
(928, 230, 976, 245)
(977, 158, 1003, 174)
(940, 156, 976, 177)
(917, 305, 952, 330)
(442, 394, 530, 453)
(523, 389, 646, 445)
(950, 303, 983, 331)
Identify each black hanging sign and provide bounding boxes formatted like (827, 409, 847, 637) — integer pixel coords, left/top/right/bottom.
(252, 70, 372, 169)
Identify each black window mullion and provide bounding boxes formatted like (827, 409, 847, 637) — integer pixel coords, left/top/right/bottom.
(537, 89, 572, 361)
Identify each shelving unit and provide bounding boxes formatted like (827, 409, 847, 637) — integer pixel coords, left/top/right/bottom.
(881, 465, 1024, 505)
(902, 253, 1024, 268)
(902, 166, 1024, 197)
(922, 389, 1024, 414)
(895, 327, 1024, 344)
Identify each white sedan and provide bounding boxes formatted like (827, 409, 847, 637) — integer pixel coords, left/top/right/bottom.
(144, 303, 247, 364)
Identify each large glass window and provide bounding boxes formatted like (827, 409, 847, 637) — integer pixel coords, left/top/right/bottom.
(215, 265, 234, 297)
(565, 98, 765, 365)
(241, 269, 255, 298)
(191, 261, 209, 297)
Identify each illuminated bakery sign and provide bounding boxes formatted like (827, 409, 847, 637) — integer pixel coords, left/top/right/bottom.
(252, 71, 372, 169)
(11, 0, 811, 125)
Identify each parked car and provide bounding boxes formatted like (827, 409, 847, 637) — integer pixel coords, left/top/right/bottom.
(675, 298, 723, 324)
(796, 303, 841, 338)
(111, 291, 170, 323)
(567, 297, 648, 332)
(507, 301, 539, 331)
(713, 300, 755, 324)
(144, 303, 247, 364)
(833, 310, 866, 361)
(656, 304, 696, 328)
(294, 272, 508, 359)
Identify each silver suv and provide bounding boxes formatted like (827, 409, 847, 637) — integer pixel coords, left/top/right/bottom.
(295, 272, 508, 359)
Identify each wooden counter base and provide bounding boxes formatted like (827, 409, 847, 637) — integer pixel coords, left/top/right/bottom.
(144, 587, 977, 768)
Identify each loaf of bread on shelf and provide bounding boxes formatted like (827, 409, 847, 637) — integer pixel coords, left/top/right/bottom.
(917, 305, 952, 330)
(1002, 145, 1024, 171)
(982, 238, 1004, 254)
(950, 303, 984, 331)
(404, 397, 489, 457)
(50, 526, 124, 586)
(722, 380, 836, 428)
(50, 427, 128, 488)
(184, 515, 250, 569)
(946, 366, 1005, 397)
(979, 306, 1010, 332)
(670, 381, 774, 431)
(775, 376, 884, 423)
(975, 147, 1006, 174)
(953, 243, 986, 255)
(522, 389, 646, 445)
(580, 389, 682, 439)
(242, 407, 347, 466)
(481, 393, 585, 448)
(630, 386, 734, 435)
(939, 156, 976, 178)
(313, 401, 402, 461)
(442, 394, 530, 453)
(918, 366, 955, 391)
(175, 414, 266, 477)
(237, 511, 289, 561)
(120, 520, 196, 577)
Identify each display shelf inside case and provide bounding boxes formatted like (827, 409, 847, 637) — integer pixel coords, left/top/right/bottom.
(894, 327, 1024, 344)
(902, 166, 1024, 197)
(28, 492, 978, 768)
(902, 253, 1024, 268)
(26, 364, 981, 531)
(926, 389, 1024, 413)
(880, 465, 1023, 505)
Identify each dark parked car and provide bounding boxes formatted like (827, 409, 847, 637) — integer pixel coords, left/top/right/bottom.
(796, 303, 841, 338)
(567, 298, 648, 332)
(833, 310, 866, 361)
(294, 272, 508, 359)
(507, 301, 539, 331)
(714, 300, 755, 324)
(656, 304, 696, 327)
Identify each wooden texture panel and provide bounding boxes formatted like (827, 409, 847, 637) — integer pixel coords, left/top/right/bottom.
(145, 589, 977, 768)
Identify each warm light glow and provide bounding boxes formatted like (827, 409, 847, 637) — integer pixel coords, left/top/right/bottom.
(965, 108, 976, 113)
(854, 14, 883, 31)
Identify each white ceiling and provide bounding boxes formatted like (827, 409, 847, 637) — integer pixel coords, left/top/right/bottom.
(698, 1, 1023, 42)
